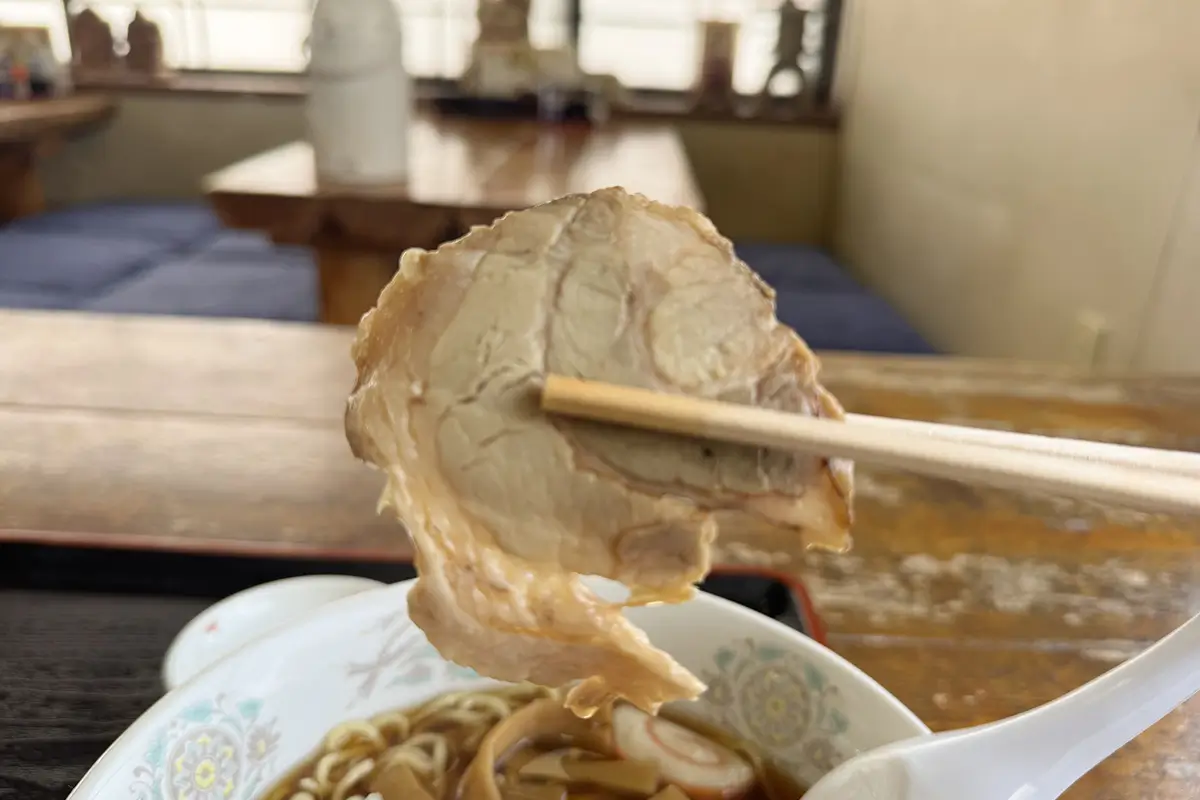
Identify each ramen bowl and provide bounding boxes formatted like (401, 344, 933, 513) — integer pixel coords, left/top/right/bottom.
(68, 579, 929, 799)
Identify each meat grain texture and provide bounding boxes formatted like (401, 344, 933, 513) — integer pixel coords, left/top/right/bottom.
(345, 187, 854, 715)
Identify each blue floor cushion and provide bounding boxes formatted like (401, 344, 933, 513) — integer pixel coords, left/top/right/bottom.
(4, 201, 222, 249)
(194, 231, 312, 263)
(85, 257, 318, 322)
(0, 231, 172, 297)
(774, 290, 936, 354)
(735, 243, 863, 293)
(0, 288, 79, 310)
(0, 204, 935, 355)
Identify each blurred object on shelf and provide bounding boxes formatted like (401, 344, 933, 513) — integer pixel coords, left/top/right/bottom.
(124, 11, 166, 77)
(692, 19, 739, 114)
(0, 25, 67, 99)
(454, 0, 626, 122)
(306, 0, 411, 187)
(67, 8, 117, 74)
(67, 7, 173, 87)
(757, 0, 812, 119)
(476, 0, 531, 46)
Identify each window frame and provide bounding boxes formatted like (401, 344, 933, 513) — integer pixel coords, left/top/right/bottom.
(52, 0, 842, 122)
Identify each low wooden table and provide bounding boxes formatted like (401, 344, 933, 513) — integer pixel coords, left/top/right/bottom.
(204, 115, 703, 326)
(4, 308, 1200, 798)
(0, 95, 115, 223)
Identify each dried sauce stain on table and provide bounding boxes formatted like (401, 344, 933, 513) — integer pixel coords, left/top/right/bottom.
(3, 311, 1200, 799)
(814, 354, 1200, 800)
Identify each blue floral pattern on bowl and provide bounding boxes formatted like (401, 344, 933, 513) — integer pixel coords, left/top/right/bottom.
(130, 694, 280, 800)
(692, 637, 851, 785)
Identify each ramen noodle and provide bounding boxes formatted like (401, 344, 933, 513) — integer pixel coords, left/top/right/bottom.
(260, 686, 805, 800)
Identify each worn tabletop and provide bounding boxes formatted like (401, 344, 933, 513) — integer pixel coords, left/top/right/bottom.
(3, 309, 1200, 798)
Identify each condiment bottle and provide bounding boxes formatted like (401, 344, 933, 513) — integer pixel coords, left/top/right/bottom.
(306, 0, 412, 187)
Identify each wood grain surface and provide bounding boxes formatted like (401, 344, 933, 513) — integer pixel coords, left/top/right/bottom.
(3, 309, 1199, 799)
(203, 115, 703, 324)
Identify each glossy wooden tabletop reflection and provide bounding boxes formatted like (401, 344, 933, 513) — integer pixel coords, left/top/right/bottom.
(203, 114, 704, 213)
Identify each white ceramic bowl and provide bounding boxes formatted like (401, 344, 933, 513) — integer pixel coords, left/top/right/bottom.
(69, 580, 929, 799)
(162, 575, 385, 692)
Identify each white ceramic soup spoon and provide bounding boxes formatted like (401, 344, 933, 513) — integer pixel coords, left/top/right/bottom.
(803, 610, 1200, 800)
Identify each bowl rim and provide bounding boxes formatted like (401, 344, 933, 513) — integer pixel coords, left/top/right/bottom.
(160, 573, 385, 691)
(71, 578, 931, 798)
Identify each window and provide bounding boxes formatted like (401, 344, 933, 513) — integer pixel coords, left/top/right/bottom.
(0, 0, 72, 59)
(0, 0, 829, 95)
(578, 0, 827, 94)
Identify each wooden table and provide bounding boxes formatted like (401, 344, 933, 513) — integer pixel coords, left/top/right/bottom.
(4, 309, 1200, 798)
(0, 95, 115, 223)
(204, 115, 703, 326)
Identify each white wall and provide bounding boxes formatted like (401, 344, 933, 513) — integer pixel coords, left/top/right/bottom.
(1135, 137, 1200, 372)
(833, 0, 1200, 369)
(41, 93, 307, 203)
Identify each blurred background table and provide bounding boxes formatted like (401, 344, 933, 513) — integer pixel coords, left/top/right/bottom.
(0, 95, 115, 223)
(3, 308, 1200, 799)
(204, 115, 703, 325)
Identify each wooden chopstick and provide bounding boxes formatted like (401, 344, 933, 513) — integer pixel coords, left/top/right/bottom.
(540, 375, 1200, 516)
(844, 414, 1200, 479)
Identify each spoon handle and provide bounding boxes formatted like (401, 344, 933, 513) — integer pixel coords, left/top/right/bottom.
(915, 611, 1200, 799)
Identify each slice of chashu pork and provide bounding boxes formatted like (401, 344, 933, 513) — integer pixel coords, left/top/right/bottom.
(345, 187, 853, 716)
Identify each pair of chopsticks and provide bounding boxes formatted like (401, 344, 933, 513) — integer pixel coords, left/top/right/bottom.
(540, 376, 1200, 516)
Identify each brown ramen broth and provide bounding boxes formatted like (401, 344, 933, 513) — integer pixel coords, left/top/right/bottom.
(260, 686, 806, 800)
